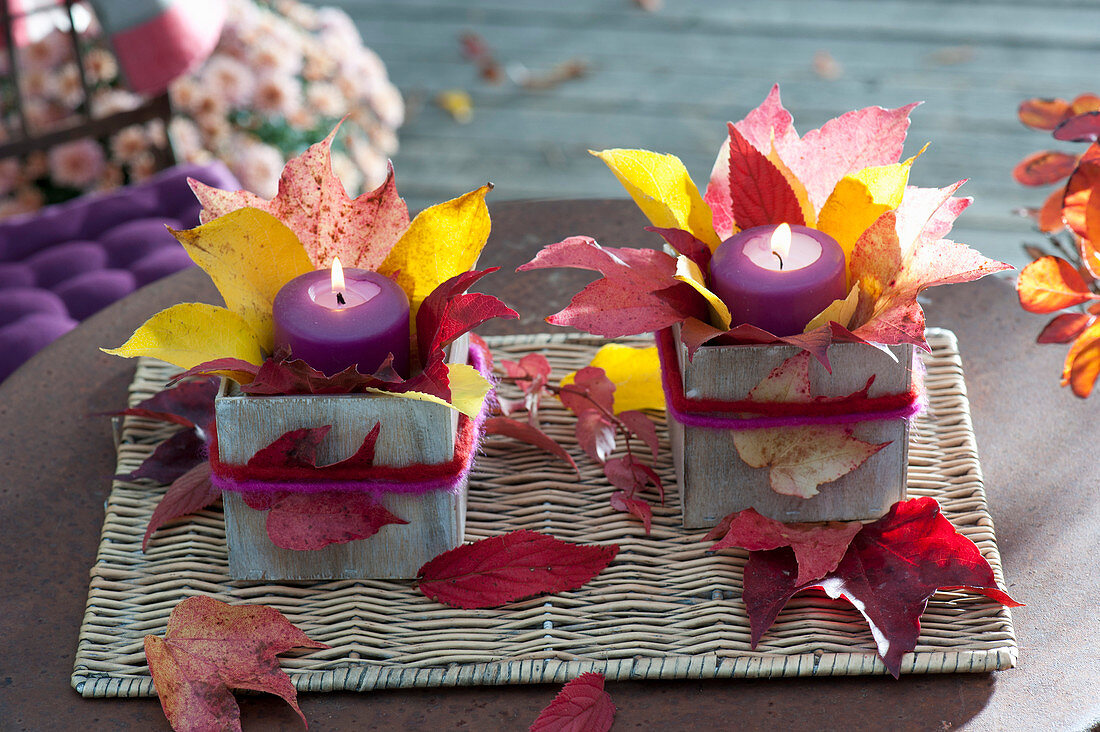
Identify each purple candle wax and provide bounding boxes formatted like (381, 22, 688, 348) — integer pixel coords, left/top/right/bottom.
(708, 224, 847, 337)
(273, 265, 410, 377)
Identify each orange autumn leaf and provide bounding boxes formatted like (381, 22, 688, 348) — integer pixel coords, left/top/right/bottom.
(1037, 187, 1066, 232)
(1018, 97, 1072, 130)
(1062, 149, 1100, 237)
(1063, 320, 1100, 398)
(1012, 150, 1078, 186)
(1071, 93, 1100, 116)
(144, 595, 328, 731)
(1017, 256, 1098, 313)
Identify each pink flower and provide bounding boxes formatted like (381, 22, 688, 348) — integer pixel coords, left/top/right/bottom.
(20, 31, 70, 70)
(229, 140, 285, 198)
(305, 82, 346, 118)
(200, 56, 255, 108)
(253, 75, 302, 116)
(85, 48, 118, 84)
(0, 159, 23, 197)
(91, 89, 141, 117)
(47, 139, 106, 188)
(110, 125, 150, 164)
(168, 118, 205, 161)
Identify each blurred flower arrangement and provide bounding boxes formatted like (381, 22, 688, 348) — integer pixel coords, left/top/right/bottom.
(0, 0, 403, 219)
(1013, 94, 1100, 397)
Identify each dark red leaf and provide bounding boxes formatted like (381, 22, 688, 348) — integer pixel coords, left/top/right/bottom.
(143, 463, 218, 551)
(575, 411, 616, 464)
(603, 455, 664, 503)
(1054, 111, 1100, 143)
(529, 673, 615, 732)
(108, 379, 218, 430)
(325, 423, 380, 470)
(617, 410, 659, 460)
(1037, 313, 1093, 343)
(1012, 150, 1078, 186)
(558, 366, 615, 416)
(168, 358, 260, 387)
(744, 497, 1022, 677)
(484, 416, 578, 472)
(645, 226, 713, 271)
(415, 267, 518, 367)
(123, 429, 207, 484)
(264, 492, 407, 550)
(609, 491, 652, 534)
(246, 426, 331, 469)
(417, 530, 619, 609)
(240, 354, 379, 396)
(726, 122, 805, 229)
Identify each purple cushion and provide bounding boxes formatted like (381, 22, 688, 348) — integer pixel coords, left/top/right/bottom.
(0, 161, 240, 380)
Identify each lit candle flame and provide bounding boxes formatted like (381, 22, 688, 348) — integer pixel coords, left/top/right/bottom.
(330, 256, 345, 293)
(770, 223, 792, 261)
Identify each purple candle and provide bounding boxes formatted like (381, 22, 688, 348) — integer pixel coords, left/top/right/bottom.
(273, 258, 411, 377)
(708, 223, 847, 337)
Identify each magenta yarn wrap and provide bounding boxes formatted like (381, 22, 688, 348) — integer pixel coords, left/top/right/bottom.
(210, 341, 493, 498)
(656, 331, 927, 432)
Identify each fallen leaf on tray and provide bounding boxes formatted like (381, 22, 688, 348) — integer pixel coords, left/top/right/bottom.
(144, 595, 328, 731)
(530, 672, 616, 732)
(417, 530, 618, 609)
(143, 463, 217, 552)
(484, 416, 578, 472)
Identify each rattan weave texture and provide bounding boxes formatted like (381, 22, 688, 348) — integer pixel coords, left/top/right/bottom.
(72, 329, 1016, 698)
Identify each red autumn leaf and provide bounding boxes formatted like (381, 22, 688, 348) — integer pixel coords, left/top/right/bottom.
(143, 463, 218, 551)
(1063, 319, 1100, 397)
(109, 378, 219, 430)
(609, 490, 653, 534)
(1037, 312, 1093, 343)
(1017, 97, 1072, 130)
(417, 530, 619, 609)
(123, 429, 208, 484)
(704, 507, 861, 586)
(575, 411, 617, 464)
(530, 673, 616, 732)
(517, 236, 702, 338)
(484, 416, 578, 472)
(144, 595, 328, 732)
(239, 350, 387, 396)
(616, 410, 659, 460)
(603, 455, 664, 503)
(725, 122, 805, 230)
(415, 267, 518, 366)
(259, 492, 407, 551)
(744, 497, 1021, 677)
(1012, 150, 1078, 186)
(1017, 256, 1097, 313)
(502, 353, 553, 392)
(190, 124, 410, 270)
(247, 426, 331, 469)
(645, 226, 713, 271)
(169, 358, 260, 387)
(1053, 111, 1100, 143)
(558, 366, 616, 416)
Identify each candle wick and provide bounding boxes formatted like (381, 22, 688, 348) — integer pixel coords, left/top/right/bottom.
(336, 291, 346, 305)
(773, 251, 784, 270)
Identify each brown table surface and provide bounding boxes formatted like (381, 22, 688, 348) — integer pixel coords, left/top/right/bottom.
(1, 199, 1096, 731)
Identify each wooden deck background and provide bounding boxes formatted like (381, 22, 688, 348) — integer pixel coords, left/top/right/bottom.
(332, 0, 1100, 268)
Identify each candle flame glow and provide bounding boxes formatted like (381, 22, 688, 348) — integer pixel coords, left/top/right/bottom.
(770, 223, 792, 261)
(330, 256, 345, 294)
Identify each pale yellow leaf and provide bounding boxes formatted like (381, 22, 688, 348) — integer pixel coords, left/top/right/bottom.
(591, 148, 721, 251)
(672, 255, 732, 329)
(804, 284, 861, 332)
(101, 303, 264, 370)
(169, 207, 314, 350)
(364, 363, 490, 418)
(560, 343, 665, 412)
(378, 184, 492, 319)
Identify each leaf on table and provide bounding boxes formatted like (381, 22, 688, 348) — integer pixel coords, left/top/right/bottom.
(560, 343, 665, 413)
(143, 463, 218, 551)
(417, 529, 619, 609)
(102, 303, 265, 371)
(518, 236, 702, 338)
(1017, 256, 1097, 313)
(732, 424, 888, 498)
(1037, 313, 1093, 343)
(704, 507, 861, 586)
(1018, 97, 1072, 130)
(144, 595, 328, 732)
(724, 122, 806, 230)
(1062, 319, 1100, 397)
(1053, 111, 1100, 143)
(1011, 150, 1078, 186)
(251, 491, 407, 551)
(378, 183, 492, 319)
(617, 410, 659, 460)
(484, 416, 578, 472)
(169, 208, 314, 348)
(529, 672, 616, 732)
(742, 497, 1022, 677)
(591, 148, 720, 250)
(575, 411, 617, 464)
(558, 365, 616, 416)
(109, 378, 218, 431)
(603, 455, 664, 503)
(190, 124, 410, 270)
(609, 490, 653, 534)
(123, 428, 208, 485)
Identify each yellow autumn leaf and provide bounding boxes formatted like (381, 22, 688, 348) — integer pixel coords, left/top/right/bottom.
(560, 343, 665, 412)
(365, 363, 490, 417)
(672, 255, 732, 329)
(101, 303, 264, 369)
(803, 284, 861, 332)
(169, 207, 314, 350)
(815, 147, 926, 264)
(378, 184, 492, 318)
(591, 148, 721, 251)
(767, 137, 816, 227)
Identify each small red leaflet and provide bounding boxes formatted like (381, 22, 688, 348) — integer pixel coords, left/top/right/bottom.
(529, 673, 616, 732)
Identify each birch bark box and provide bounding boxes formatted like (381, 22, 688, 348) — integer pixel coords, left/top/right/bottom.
(669, 332, 913, 528)
(216, 335, 469, 581)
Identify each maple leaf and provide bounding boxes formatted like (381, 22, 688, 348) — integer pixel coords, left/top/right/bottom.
(190, 124, 410, 270)
(704, 507, 861, 586)
(484, 416, 578, 472)
(743, 497, 1021, 677)
(530, 673, 616, 732)
(243, 491, 408, 551)
(145, 595, 328, 731)
(517, 236, 703, 338)
(417, 530, 618, 609)
(617, 410, 659, 460)
(143, 463, 218, 552)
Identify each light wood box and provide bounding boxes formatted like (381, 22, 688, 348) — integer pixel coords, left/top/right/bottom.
(669, 330, 912, 528)
(216, 335, 469, 580)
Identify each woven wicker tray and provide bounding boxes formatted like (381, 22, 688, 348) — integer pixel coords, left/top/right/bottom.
(73, 329, 1016, 698)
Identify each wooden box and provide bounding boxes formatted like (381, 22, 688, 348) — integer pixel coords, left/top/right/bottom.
(216, 336, 469, 580)
(669, 332, 913, 528)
